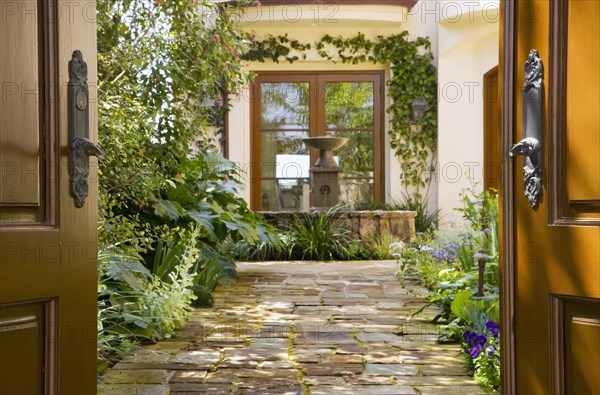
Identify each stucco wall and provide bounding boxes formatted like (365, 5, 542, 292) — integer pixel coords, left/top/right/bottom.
(435, 1, 499, 228)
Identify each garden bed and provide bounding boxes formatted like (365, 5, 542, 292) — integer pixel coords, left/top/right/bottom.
(258, 210, 416, 242)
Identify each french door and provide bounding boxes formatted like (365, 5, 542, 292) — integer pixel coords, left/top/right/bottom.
(250, 72, 384, 211)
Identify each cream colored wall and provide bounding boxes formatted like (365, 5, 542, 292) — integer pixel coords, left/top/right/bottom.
(435, 2, 499, 228)
(228, 3, 440, 205)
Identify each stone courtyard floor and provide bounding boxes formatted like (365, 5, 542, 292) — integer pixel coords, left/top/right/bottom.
(98, 260, 484, 394)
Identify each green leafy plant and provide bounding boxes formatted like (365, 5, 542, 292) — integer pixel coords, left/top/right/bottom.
(366, 231, 404, 260)
(462, 321, 501, 393)
(97, 231, 198, 372)
(232, 234, 287, 261)
(286, 207, 352, 261)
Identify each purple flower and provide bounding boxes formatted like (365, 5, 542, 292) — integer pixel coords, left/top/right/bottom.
(444, 243, 459, 251)
(431, 250, 445, 260)
(463, 330, 475, 345)
(486, 321, 500, 339)
(486, 345, 495, 356)
(470, 345, 482, 358)
(483, 228, 491, 234)
(475, 334, 488, 346)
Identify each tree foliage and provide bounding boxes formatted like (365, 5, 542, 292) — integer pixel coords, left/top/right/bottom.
(96, 0, 270, 370)
(97, 0, 244, 200)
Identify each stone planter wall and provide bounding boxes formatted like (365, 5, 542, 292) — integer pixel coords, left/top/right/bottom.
(257, 210, 416, 242)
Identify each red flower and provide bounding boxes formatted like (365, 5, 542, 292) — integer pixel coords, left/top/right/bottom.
(215, 35, 221, 44)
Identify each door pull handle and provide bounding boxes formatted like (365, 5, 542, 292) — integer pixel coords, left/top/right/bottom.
(509, 137, 540, 157)
(510, 49, 544, 208)
(69, 50, 103, 208)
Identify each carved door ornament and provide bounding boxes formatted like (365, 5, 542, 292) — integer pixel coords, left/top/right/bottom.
(69, 50, 104, 208)
(509, 49, 544, 208)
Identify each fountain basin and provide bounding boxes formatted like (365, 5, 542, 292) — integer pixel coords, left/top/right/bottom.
(302, 136, 348, 167)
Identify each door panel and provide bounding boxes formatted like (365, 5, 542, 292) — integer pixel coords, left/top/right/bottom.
(254, 78, 314, 211)
(550, 0, 600, 223)
(501, 0, 600, 393)
(564, 0, 599, 207)
(552, 296, 600, 394)
(0, 301, 50, 395)
(323, 79, 378, 203)
(0, 0, 45, 220)
(483, 66, 501, 191)
(0, 1, 98, 393)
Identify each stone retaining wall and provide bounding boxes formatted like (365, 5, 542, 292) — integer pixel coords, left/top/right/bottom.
(257, 210, 416, 242)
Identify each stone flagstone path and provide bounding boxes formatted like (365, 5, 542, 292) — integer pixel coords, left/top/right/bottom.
(99, 260, 484, 394)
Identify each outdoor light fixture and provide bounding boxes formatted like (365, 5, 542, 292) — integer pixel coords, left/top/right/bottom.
(410, 95, 428, 123)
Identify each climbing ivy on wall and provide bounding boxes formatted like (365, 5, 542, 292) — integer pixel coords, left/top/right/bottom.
(244, 31, 437, 189)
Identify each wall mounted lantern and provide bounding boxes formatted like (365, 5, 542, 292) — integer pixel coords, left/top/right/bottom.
(410, 95, 428, 123)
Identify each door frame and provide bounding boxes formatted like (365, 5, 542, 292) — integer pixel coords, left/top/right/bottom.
(249, 71, 385, 210)
(499, 0, 517, 392)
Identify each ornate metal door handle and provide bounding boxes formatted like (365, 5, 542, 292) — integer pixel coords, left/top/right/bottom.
(510, 49, 544, 208)
(69, 50, 104, 208)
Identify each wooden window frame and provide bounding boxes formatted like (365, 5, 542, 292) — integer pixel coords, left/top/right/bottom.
(250, 71, 384, 210)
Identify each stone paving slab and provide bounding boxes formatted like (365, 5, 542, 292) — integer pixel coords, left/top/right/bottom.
(98, 260, 482, 394)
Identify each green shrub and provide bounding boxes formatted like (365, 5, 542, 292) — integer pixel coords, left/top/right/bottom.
(191, 285, 214, 308)
(367, 231, 405, 260)
(286, 207, 352, 261)
(232, 237, 285, 261)
(97, 232, 198, 371)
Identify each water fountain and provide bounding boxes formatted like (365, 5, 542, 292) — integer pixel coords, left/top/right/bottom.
(302, 136, 348, 209)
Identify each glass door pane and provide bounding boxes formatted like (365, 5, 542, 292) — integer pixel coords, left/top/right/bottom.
(324, 81, 375, 204)
(259, 82, 311, 211)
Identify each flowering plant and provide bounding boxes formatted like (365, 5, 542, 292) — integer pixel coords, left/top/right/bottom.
(397, 232, 465, 290)
(462, 321, 500, 393)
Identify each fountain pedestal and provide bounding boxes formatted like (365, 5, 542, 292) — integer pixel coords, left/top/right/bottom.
(302, 137, 348, 209)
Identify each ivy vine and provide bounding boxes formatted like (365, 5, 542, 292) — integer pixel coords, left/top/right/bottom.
(244, 31, 437, 189)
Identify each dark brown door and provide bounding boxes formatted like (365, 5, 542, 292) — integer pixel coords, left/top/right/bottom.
(1, 1, 98, 393)
(501, 0, 600, 393)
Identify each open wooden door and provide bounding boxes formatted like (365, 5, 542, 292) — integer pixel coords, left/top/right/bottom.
(500, 0, 600, 393)
(1, 1, 98, 393)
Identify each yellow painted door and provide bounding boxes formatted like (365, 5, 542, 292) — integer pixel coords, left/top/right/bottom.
(1, 1, 98, 393)
(501, 0, 600, 393)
